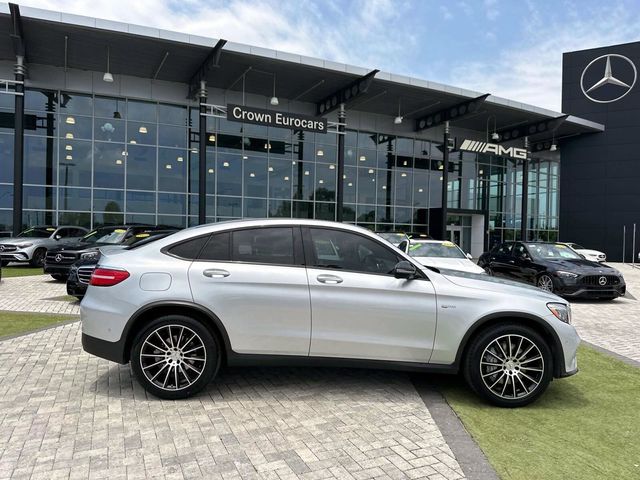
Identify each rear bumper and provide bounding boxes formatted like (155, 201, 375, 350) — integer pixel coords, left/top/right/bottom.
(82, 333, 127, 364)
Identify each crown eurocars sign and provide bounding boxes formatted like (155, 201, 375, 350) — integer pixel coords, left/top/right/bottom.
(227, 104, 327, 134)
(459, 139, 527, 159)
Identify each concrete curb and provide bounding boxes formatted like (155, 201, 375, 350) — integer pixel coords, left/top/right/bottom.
(412, 377, 500, 480)
(582, 340, 640, 368)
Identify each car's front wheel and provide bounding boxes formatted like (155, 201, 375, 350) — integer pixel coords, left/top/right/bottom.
(130, 315, 220, 400)
(536, 274, 555, 293)
(464, 324, 553, 407)
(30, 248, 46, 267)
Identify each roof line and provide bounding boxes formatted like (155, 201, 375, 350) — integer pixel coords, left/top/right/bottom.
(0, 2, 604, 131)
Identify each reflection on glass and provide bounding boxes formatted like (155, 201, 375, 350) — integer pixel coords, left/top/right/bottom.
(126, 145, 156, 191)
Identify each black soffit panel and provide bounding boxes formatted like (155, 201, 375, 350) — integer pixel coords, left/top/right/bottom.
(315, 69, 379, 116)
(495, 115, 568, 143)
(414, 94, 490, 132)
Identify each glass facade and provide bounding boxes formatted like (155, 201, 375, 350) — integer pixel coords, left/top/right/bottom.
(0, 88, 560, 248)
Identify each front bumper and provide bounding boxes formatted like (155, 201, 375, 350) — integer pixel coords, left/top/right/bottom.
(553, 275, 625, 299)
(0, 251, 32, 263)
(67, 278, 88, 298)
(44, 263, 73, 275)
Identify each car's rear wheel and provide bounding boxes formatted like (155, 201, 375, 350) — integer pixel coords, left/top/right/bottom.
(30, 248, 46, 267)
(483, 266, 494, 275)
(464, 324, 553, 407)
(130, 315, 220, 400)
(536, 274, 554, 292)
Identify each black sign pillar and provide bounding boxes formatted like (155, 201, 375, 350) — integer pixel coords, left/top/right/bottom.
(198, 81, 207, 225)
(12, 56, 25, 235)
(520, 136, 530, 241)
(336, 104, 346, 222)
(440, 121, 450, 241)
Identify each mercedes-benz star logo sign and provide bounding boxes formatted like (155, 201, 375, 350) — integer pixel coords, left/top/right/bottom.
(581, 54, 637, 103)
(55, 254, 63, 263)
(0, 245, 4, 252)
(598, 276, 608, 286)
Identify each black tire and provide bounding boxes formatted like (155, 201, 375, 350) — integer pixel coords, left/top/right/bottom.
(130, 315, 220, 400)
(74, 295, 83, 301)
(30, 248, 46, 267)
(464, 323, 553, 407)
(536, 273, 555, 293)
(483, 266, 494, 276)
(51, 273, 69, 281)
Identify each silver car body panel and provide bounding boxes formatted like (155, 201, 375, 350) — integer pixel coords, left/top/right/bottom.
(0, 226, 87, 262)
(81, 219, 580, 375)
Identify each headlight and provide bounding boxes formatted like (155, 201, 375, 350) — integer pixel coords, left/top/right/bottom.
(547, 303, 571, 324)
(80, 251, 99, 259)
(16, 243, 33, 248)
(555, 270, 578, 279)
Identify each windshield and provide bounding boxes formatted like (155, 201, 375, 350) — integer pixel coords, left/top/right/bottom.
(81, 227, 129, 245)
(378, 233, 406, 245)
(527, 243, 582, 260)
(18, 227, 54, 238)
(409, 241, 466, 259)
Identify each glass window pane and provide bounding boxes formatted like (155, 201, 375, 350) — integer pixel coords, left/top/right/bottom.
(158, 148, 187, 192)
(94, 96, 126, 119)
(293, 201, 313, 219)
(357, 167, 376, 204)
(58, 188, 91, 211)
(169, 235, 209, 259)
(158, 124, 187, 148)
(395, 170, 412, 206)
(94, 143, 126, 189)
(314, 202, 335, 221)
(24, 186, 54, 210)
(127, 100, 157, 122)
(0, 184, 13, 208)
(59, 140, 92, 187)
(126, 145, 156, 191)
(292, 161, 314, 201)
(268, 200, 291, 217)
(128, 121, 156, 145)
(25, 89, 57, 113)
(268, 160, 292, 199)
(158, 104, 187, 126)
(93, 189, 124, 213)
(244, 198, 266, 218)
(244, 158, 267, 198)
(0, 134, 14, 182)
(157, 215, 185, 228)
(126, 213, 155, 224)
(95, 118, 125, 143)
(217, 196, 242, 217)
(24, 136, 55, 185)
(315, 163, 336, 202)
(217, 154, 242, 196)
(126, 191, 156, 214)
(232, 227, 294, 265)
(93, 212, 124, 227)
(58, 92, 93, 115)
(59, 114, 92, 140)
(58, 212, 91, 227)
(158, 193, 186, 215)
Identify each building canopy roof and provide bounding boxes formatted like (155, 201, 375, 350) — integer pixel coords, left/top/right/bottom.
(0, 2, 603, 144)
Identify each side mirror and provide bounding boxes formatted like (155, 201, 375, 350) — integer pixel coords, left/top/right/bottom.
(394, 260, 417, 279)
(466, 253, 473, 260)
(54, 234, 62, 240)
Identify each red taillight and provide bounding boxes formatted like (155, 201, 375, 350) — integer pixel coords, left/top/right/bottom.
(90, 268, 130, 286)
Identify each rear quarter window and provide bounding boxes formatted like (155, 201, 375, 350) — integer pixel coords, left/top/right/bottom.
(166, 235, 209, 260)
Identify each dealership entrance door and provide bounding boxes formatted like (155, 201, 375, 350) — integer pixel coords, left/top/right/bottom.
(446, 213, 486, 258)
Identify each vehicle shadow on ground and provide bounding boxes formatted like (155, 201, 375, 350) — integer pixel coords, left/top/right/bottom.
(91, 364, 587, 409)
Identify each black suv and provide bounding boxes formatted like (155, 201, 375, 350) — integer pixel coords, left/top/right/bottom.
(44, 225, 179, 281)
(478, 241, 625, 299)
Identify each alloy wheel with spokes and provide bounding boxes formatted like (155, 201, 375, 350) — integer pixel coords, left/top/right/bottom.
(131, 315, 219, 399)
(537, 274, 554, 292)
(464, 324, 552, 407)
(480, 334, 544, 400)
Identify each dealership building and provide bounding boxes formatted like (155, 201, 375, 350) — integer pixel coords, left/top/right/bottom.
(3, 3, 633, 259)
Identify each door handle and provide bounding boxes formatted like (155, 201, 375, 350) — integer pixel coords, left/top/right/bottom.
(317, 274, 343, 284)
(203, 268, 230, 278)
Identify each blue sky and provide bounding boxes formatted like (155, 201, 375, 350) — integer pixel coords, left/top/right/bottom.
(18, 0, 640, 110)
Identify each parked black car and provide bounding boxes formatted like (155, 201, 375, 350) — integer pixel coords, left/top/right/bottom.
(45, 225, 179, 281)
(478, 241, 626, 299)
(66, 229, 178, 299)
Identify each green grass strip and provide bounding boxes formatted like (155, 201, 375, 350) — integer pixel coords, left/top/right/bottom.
(0, 311, 77, 339)
(441, 346, 640, 480)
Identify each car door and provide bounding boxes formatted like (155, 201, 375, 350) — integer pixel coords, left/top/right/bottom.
(187, 226, 311, 356)
(488, 242, 514, 278)
(512, 242, 542, 284)
(303, 227, 437, 363)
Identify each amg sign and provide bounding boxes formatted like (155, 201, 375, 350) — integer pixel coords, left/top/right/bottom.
(459, 139, 527, 159)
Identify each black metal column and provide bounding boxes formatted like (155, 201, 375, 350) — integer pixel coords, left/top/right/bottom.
(12, 56, 25, 235)
(336, 104, 345, 222)
(198, 81, 207, 225)
(440, 121, 450, 240)
(520, 136, 530, 241)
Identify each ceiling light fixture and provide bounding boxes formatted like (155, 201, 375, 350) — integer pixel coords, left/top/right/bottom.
(348, 182, 353, 187)
(329, 164, 335, 170)
(65, 133, 74, 139)
(209, 134, 216, 142)
(394, 98, 403, 125)
(65, 155, 72, 160)
(270, 74, 279, 106)
(65, 145, 72, 151)
(368, 169, 374, 174)
(284, 176, 289, 181)
(268, 166, 274, 172)
(115, 159, 123, 165)
(103, 46, 114, 83)
(318, 179, 324, 184)
(317, 149, 324, 156)
(66, 116, 75, 125)
(359, 155, 366, 162)
(223, 161, 230, 167)
(208, 168, 214, 174)
(177, 156, 183, 162)
(139, 126, 147, 134)
(304, 170, 310, 176)
(165, 164, 172, 169)
(249, 172, 256, 178)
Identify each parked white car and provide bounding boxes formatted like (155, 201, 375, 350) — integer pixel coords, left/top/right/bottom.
(563, 243, 606, 262)
(81, 219, 579, 407)
(400, 239, 485, 274)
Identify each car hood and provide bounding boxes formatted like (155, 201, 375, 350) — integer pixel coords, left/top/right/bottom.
(542, 258, 619, 274)
(414, 257, 485, 274)
(576, 249, 605, 257)
(438, 269, 563, 302)
(48, 241, 115, 253)
(0, 237, 49, 245)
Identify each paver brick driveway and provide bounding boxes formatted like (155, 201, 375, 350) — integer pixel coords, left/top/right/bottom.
(0, 321, 464, 480)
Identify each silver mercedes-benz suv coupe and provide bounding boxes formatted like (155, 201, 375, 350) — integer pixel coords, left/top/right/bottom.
(81, 219, 579, 407)
(0, 225, 88, 267)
